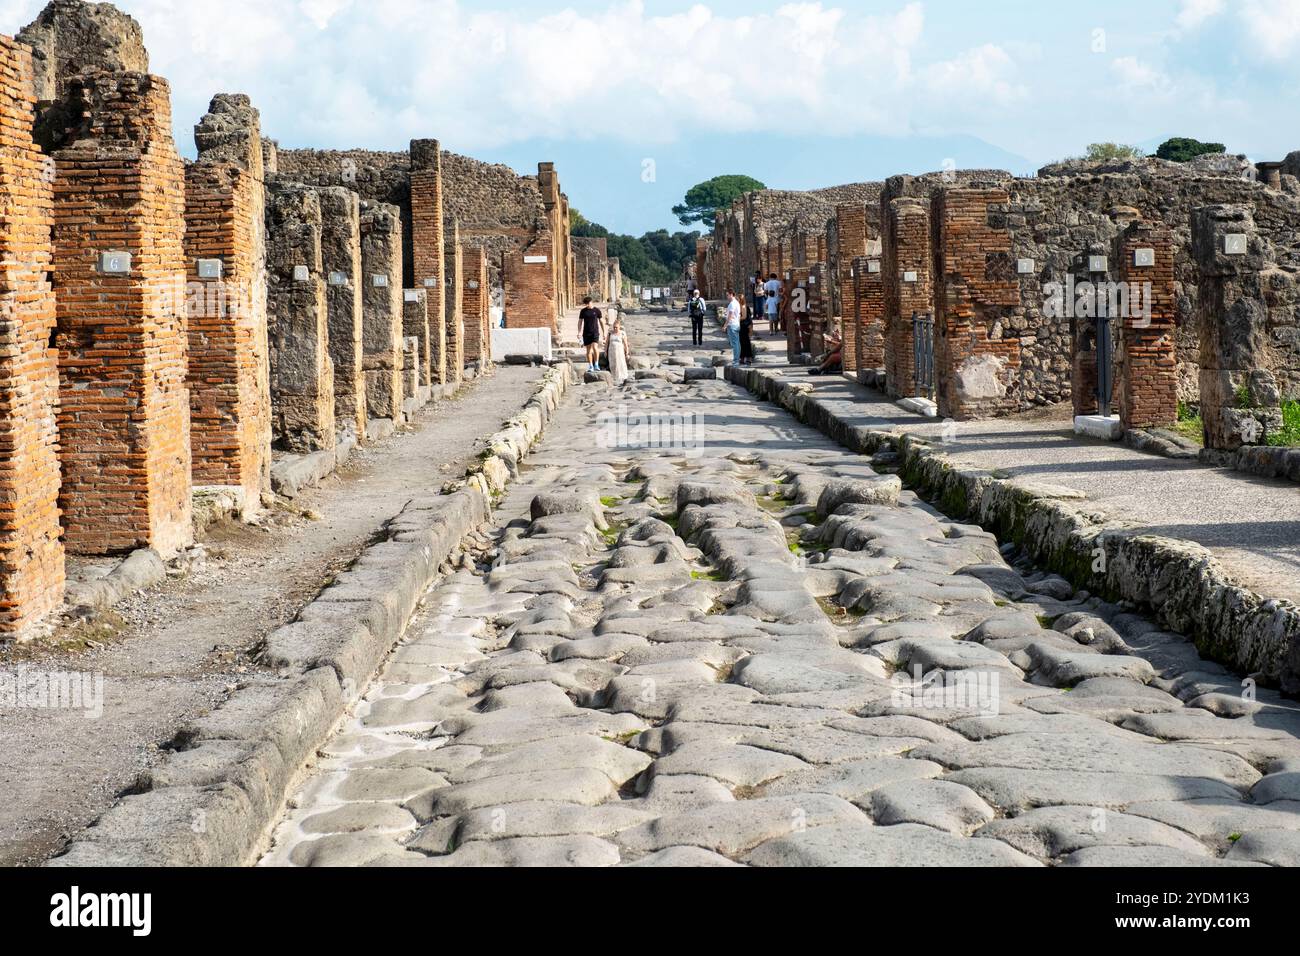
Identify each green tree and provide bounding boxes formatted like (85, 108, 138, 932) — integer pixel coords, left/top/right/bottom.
(1084, 142, 1144, 162)
(1155, 137, 1226, 163)
(672, 174, 766, 227)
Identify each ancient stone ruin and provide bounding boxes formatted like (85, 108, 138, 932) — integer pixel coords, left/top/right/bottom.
(0, 0, 580, 637)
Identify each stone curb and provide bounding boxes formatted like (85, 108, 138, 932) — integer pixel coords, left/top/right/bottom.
(47, 363, 576, 867)
(726, 365, 1300, 694)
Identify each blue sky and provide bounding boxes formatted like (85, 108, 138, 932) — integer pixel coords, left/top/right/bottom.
(3, 0, 1297, 233)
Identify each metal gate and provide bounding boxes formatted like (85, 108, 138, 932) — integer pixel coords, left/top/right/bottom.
(912, 311, 935, 400)
(1095, 314, 1114, 417)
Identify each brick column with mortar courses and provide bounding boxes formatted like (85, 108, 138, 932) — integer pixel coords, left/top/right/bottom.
(462, 245, 489, 367)
(319, 186, 365, 441)
(49, 70, 193, 557)
(266, 180, 334, 452)
(409, 139, 445, 365)
(1115, 220, 1178, 429)
(0, 35, 63, 630)
(836, 203, 868, 372)
(852, 254, 885, 374)
(360, 200, 404, 422)
(1191, 204, 1284, 450)
(881, 196, 932, 399)
(504, 221, 557, 333)
(401, 288, 430, 387)
(183, 93, 270, 514)
(930, 186, 1024, 420)
(444, 219, 465, 380)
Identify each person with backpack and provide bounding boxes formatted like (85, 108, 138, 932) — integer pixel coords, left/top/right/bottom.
(687, 288, 707, 346)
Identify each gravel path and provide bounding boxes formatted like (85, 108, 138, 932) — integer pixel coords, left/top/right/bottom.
(260, 315, 1300, 868)
(0, 366, 544, 866)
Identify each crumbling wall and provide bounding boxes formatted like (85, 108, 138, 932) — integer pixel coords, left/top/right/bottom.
(401, 288, 430, 388)
(409, 139, 446, 369)
(835, 203, 868, 372)
(17, 0, 147, 104)
(881, 196, 932, 399)
(48, 70, 192, 556)
(319, 186, 365, 440)
(1116, 220, 1179, 429)
(266, 180, 334, 452)
(444, 220, 464, 379)
(0, 34, 63, 630)
(184, 93, 270, 513)
(441, 148, 546, 293)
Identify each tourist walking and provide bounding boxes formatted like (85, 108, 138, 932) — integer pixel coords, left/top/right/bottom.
(764, 272, 782, 335)
(606, 316, 631, 385)
(578, 297, 604, 372)
(740, 294, 756, 366)
(687, 288, 707, 346)
(748, 271, 765, 338)
(725, 289, 742, 367)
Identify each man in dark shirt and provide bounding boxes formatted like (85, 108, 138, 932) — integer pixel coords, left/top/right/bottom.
(578, 297, 604, 372)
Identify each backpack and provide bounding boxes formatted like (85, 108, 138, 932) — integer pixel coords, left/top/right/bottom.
(689, 297, 706, 319)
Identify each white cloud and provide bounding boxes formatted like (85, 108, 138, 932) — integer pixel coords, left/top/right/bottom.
(1239, 0, 1300, 58)
(1175, 0, 1224, 30)
(1110, 55, 1175, 98)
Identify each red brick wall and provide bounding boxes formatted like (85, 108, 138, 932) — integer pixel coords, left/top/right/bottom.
(836, 204, 868, 372)
(409, 138, 445, 364)
(882, 196, 932, 398)
(184, 159, 268, 511)
(504, 227, 557, 333)
(852, 255, 885, 371)
(51, 71, 193, 557)
(931, 187, 1023, 419)
(461, 245, 489, 367)
(1117, 221, 1178, 428)
(0, 35, 63, 630)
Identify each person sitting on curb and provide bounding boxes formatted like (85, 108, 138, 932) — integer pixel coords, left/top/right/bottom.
(807, 322, 843, 376)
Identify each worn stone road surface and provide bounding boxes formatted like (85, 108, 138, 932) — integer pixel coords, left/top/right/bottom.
(260, 314, 1300, 867)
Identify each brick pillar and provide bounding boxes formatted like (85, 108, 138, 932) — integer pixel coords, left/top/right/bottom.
(1192, 205, 1284, 450)
(504, 222, 557, 334)
(809, 262, 829, 357)
(319, 186, 365, 441)
(402, 288, 430, 387)
(462, 245, 489, 368)
(931, 187, 1023, 420)
(184, 94, 270, 514)
(360, 201, 403, 422)
(836, 203, 868, 372)
(0, 35, 63, 630)
(882, 196, 932, 398)
(852, 255, 885, 374)
(409, 139, 445, 363)
(1116, 221, 1178, 429)
(50, 71, 192, 556)
(266, 181, 334, 452)
(444, 220, 464, 381)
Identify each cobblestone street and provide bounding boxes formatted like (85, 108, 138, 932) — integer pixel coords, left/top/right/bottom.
(260, 314, 1300, 867)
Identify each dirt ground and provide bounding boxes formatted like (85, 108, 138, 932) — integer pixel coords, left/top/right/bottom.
(0, 365, 544, 866)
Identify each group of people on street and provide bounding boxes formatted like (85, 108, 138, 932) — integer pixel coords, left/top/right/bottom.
(578, 296, 631, 385)
(686, 269, 789, 367)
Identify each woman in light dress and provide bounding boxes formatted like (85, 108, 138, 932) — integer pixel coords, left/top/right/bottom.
(606, 315, 631, 385)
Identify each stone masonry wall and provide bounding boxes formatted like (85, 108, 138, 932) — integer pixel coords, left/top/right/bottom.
(319, 186, 365, 440)
(360, 200, 403, 421)
(266, 180, 334, 452)
(852, 254, 885, 373)
(401, 289, 429, 388)
(48, 70, 192, 557)
(17, 0, 147, 104)
(444, 221, 464, 380)
(0, 34, 63, 630)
